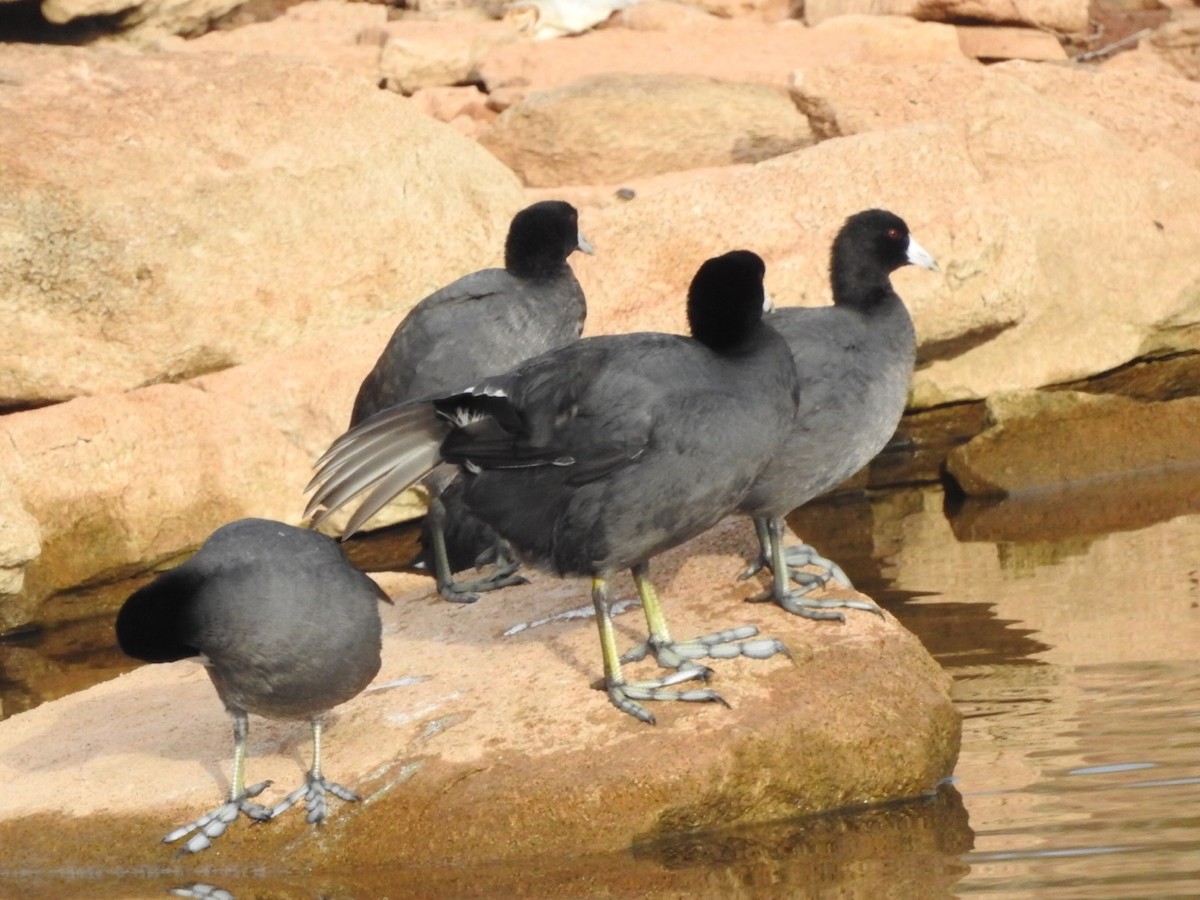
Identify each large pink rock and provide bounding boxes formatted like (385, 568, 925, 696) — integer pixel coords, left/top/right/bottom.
(476, 14, 969, 96)
(0, 521, 960, 876)
(479, 72, 814, 186)
(0, 45, 525, 407)
(805, 0, 1089, 35)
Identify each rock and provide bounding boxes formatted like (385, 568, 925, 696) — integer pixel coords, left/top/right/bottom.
(378, 19, 520, 95)
(0, 473, 40, 610)
(988, 59, 1200, 169)
(40, 0, 242, 38)
(502, 0, 639, 39)
(0, 310, 434, 629)
(1148, 12, 1200, 81)
(409, 85, 496, 137)
(956, 24, 1069, 61)
(566, 123, 1031, 389)
(693, 0, 795, 20)
(0, 519, 960, 873)
(614, 0, 724, 29)
(476, 15, 969, 96)
(945, 391, 1200, 497)
(479, 73, 814, 186)
(804, 0, 1088, 35)
(174, 0, 388, 75)
(0, 45, 525, 407)
(0, 385, 310, 630)
(783, 62, 1200, 405)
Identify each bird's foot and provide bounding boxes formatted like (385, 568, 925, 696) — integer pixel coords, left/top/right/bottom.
(438, 567, 529, 604)
(749, 584, 883, 622)
(737, 553, 768, 582)
(603, 666, 729, 725)
(162, 780, 273, 854)
(782, 543, 854, 589)
(621, 624, 791, 669)
(269, 770, 359, 825)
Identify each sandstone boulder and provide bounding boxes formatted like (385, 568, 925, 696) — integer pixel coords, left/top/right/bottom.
(174, 0, 389, 74)
(956, 24, 1068, 60)
(1146, 12, 1200, 81)
(378, 19, 520, 95)
(804, 0, 1088, 35)
(0, 474, 40, 610)
(0, 311, 433, 630)
(945, 391, 1200, 497)
(0, 520, 960, 875)
(783, 62, 1200, 405)
(0, 45, 525, 407)
(476, 15, 969, 97)
(40, 0, 241, 38)
(0, 385, 310, 631)
(566, 124, 1032, 387)
(479, 73, 814, 186)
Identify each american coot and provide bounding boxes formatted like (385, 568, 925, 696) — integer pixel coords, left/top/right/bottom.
(115, 518, 388, 854)
(308, 250, 797, 724)
(351, 200, 592, 604)
(737, 209, 938, 618)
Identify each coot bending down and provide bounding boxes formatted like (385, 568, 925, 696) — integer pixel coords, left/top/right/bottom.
(115, 518, 388, 853)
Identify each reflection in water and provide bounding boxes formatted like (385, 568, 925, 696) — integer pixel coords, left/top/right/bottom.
(4, 470, 1200, 896)
(786, 471, 1200, 898)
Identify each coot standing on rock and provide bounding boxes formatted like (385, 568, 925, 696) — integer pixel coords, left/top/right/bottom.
(738, 209, 939, 618)
(350, 200, 592, 603)
(115, 518, 388, 853)
(307, 250, 798, 724)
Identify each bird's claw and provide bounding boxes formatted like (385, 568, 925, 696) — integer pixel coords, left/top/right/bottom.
(163, 780, 273, 855)
(621, 625, 791, 668)
(438, 570, 529, 604)
(604, 667, 730, 724)
(269, 771, 359, 825)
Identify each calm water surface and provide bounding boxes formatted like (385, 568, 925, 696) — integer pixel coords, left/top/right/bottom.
(2, 469, 1199, 897)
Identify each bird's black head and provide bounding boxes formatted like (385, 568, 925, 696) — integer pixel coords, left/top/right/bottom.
(114, 567, 202, 663)
(687, 249, 770, 353)
(830, 209, 938, 308)
(504, 200, 590, 280)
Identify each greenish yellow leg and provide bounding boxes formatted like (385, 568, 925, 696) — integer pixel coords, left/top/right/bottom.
(622, 561, 792, 669)
(592, 574, 725, 725)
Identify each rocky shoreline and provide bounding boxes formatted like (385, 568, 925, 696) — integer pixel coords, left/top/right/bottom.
(1, 0, 1198, 878)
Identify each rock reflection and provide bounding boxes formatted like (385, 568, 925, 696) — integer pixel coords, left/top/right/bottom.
(631, 785, 973, 896)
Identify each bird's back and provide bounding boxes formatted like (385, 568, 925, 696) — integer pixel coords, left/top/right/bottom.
(351, 267, 586, 425)
(457, 326, 799, 575)
(182, 520, 385, 719)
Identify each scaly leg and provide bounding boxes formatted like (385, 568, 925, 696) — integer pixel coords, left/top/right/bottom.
(162, 711, 273, 854)
(592, 574, 726, 725)
(746, 518, 881, 621)
(269, 715, 359, 824)
(621, 561, 791, 669)
(430, 497, 527, 604)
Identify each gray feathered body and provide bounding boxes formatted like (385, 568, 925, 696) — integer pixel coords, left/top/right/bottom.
(738, 298, 915, 519)
(351, 267, 587, 425)
(447, 327, 800, 576)
(118, 519, 385, 721)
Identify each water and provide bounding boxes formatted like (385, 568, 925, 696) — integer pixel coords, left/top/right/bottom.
(2, 470, 1200, 896)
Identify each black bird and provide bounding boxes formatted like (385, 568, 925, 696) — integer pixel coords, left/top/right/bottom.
(115, 518, 388, 854)
(350, 200, 592, 603)
(307, 250, 798, 724)
(737, 209, 938, 618)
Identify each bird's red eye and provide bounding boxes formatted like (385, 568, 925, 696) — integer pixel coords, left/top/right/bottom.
(886, 228, 902, 240)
